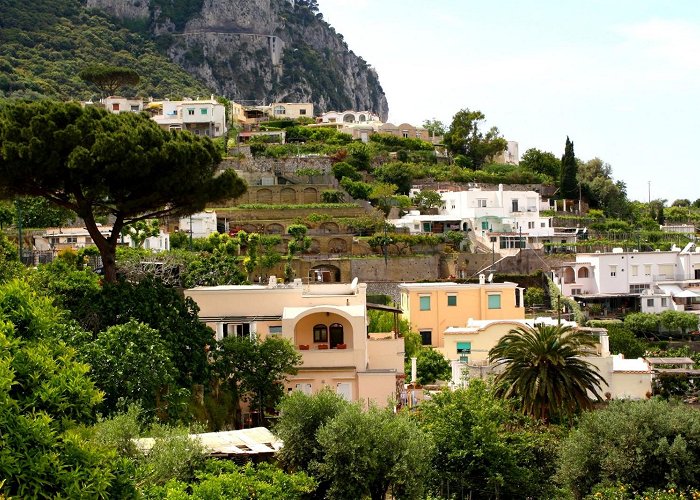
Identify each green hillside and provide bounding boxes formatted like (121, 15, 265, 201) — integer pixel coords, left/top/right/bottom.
(0, 0, 210, 100)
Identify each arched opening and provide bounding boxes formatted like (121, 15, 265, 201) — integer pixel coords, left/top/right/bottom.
(320, 221, 340, 234)
(358, 114, 366, 122)
(329, 323, 344, 348)
(307, 239, 321, 254)
(563, 266, 576, 284)
(273, 105, 286, 116)
(256, 188, 273, 203)
(303, 187, 318, 203)
(343, 114, 355, 123)
(578, 267, 590, 279)
(311, 264, 341, 282)
(328, 238, 347, 254)
(242, 224, 258, 234)
(266, 223, 285, 234)
(280, 187, 297, 203)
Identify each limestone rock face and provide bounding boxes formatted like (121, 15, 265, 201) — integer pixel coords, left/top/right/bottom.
(88, 0, 389, 119)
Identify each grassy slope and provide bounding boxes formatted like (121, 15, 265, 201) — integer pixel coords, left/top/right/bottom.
(0, 0, 210, 100)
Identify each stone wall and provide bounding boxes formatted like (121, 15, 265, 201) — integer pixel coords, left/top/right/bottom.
(350, 255, 441, 282)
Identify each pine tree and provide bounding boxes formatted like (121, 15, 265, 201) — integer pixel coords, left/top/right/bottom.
(560, 136, 578, 199)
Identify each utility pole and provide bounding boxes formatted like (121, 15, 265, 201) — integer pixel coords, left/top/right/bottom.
(648, 181, 651, 204)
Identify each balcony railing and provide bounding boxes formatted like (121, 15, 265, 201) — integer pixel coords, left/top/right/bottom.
(296, 347, 356, 368)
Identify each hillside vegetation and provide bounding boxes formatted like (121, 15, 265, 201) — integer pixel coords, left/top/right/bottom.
(0, 0, 210, 100)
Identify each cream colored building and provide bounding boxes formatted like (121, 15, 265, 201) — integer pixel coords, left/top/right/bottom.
(444, 318, 652, 400)
(185, 279, 404, 407)
(399, 278, 525, 348)
(270, 102, 313, 120)
(148, 98, 227, 137)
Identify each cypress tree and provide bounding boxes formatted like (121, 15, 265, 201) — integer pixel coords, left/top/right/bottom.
(560, 136, 578, 199)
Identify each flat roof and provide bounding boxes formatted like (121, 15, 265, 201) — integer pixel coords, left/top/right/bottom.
(399, 281, 518, 289)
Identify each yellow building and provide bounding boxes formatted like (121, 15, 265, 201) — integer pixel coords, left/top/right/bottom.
(185, 279, 404, 409)
(399, 278, 524, 348)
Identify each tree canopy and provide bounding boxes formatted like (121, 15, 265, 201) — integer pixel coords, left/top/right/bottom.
(560, 136, 578, 199)
(443, 108, 507, 169)
(0, 100, 246, 282)
(79, 64, 140, 97)
(488, 323, 604, 422)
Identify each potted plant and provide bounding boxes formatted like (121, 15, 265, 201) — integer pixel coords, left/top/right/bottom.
(299, 344, 310, 350)
(318, 344, 329, 349)
(337, 343, 347, 349)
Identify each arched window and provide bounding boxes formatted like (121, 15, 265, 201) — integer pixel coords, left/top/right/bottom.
(274, 105, 286, 115)
(313, 324, 328, 343)
(578, 267, 590, 279)
(329, 323, 344, 348)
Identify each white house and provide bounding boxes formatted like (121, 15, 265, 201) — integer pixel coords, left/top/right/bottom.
(554, 243, 700, 314)
(318, 110, 381, 124)
(178, 211, 218, 239)
(34, 226, 169, 252)
(391, 184, 579, 254)
(149, 97, 227, 137)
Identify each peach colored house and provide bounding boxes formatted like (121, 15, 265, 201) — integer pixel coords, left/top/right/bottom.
(185, 279, 404, 407)
(399, 278, 525, 348)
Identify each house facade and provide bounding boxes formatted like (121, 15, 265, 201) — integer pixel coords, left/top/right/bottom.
(185, 279, 404, 407)
(34, 226, 170, 252)
(554, 243, 700, 314)
(398, 278, 524, 348)
(444, 318, 652, 399)
(391, 184, 578, 254)
(149, 98, 227, 137)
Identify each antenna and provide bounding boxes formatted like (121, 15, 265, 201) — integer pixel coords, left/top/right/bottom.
(487, 273, 494, 283)
(350, 277, 359, 290)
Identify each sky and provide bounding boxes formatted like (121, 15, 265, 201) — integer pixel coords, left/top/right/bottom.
(316, 0, 700, 204)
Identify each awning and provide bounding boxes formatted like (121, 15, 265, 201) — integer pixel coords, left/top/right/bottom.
(659, 285, 699, 298)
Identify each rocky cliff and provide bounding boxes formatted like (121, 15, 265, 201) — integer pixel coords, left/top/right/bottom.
(86, 0, 389, 119)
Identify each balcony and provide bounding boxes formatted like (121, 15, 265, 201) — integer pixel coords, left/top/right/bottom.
(296, 347, 357, 369)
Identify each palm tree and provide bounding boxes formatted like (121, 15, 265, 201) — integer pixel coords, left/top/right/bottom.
(488, 323, 604, 423)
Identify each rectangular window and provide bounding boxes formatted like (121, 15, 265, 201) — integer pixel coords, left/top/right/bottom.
(488, 294, 501, 309)
(299, 109, 306, 115)
(647, 298, 654, 307)
(630, 284, 650, 294)
(644, 265, 651, 276)
(420, 330, 432, 345)
(419, 296, 431, 311)
(478, 199, 487, 208)
(130, 105, 140, 112)
(528, 221, 535, 229)
(661, 298, 668, 307)
(447, 295, 457, 306)
(457, 341, 471, 363)
(631, 265, 638, 277)
(481, 221, 489, 230)
(511, 199, 519, 212)
(295, 383, 312, 395)
(112, 103, 119, 111)
(268, 325, 282, 335)
(200, 108, 208, 115)
(609, 265, 617, 277)
(223, 323, 251, 339)
(187, 108, 195, 115)
(422, 222, 432, 233)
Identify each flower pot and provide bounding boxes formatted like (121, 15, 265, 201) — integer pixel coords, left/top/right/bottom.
(299, 344, 310, 350)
